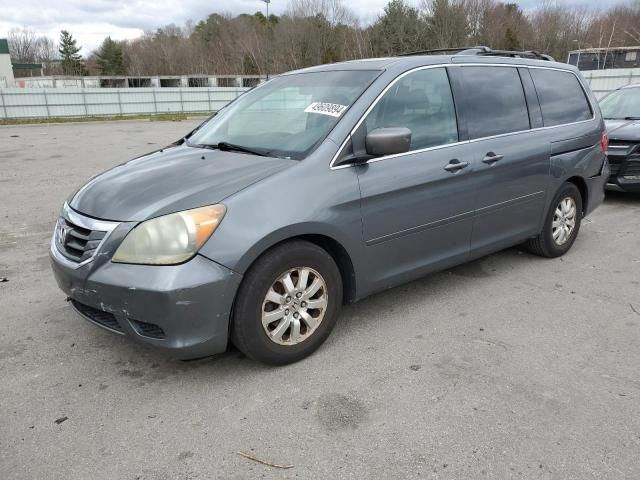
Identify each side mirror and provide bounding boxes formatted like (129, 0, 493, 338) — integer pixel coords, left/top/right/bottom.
(365, 127, 412, 157)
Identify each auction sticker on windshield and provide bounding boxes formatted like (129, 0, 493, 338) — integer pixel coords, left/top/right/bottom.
(304, 102, 348, 117)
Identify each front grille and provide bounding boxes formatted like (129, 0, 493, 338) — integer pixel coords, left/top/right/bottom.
(56, 218, 107, 264)
(71, 300, 124, 333)
(130, 319, 166, 339)
(609, 162, 621, 176)
(607, 142, 639, 180)
(624, 162, 640, 176)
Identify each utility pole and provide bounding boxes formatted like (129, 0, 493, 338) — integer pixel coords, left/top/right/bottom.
(262, 0, 271, 80)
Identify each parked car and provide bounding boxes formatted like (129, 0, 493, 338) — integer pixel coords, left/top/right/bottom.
(599, 84, 640, 192)
(51, 48, 608, 364)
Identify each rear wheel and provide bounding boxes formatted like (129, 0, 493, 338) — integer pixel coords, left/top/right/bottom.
(231, 241, 342, 365)
(526, 182, 583, 258)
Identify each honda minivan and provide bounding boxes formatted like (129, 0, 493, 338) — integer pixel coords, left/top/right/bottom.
(51, 47, 609, 364)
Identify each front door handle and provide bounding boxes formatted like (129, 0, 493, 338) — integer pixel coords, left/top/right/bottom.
(444, 159, 470, 173)
(482, 152, 504, 164)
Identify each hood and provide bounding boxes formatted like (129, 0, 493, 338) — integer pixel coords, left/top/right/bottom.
(605, 119, 640, 142)
(70, 145, 295, 221)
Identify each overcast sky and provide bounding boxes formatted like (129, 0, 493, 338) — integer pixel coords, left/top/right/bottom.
(0, 0, 629, 55)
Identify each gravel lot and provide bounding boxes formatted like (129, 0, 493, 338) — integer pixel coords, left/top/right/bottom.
(1, 120, 639, 480)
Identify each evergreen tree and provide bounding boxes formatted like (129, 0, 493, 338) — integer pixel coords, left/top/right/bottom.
(503, 4, 524, 50)
(504, 27, 519, 51)
(96, 37, 126, 75)
(426, 0, 469, 49)
(58, 30, 86, 75)
(242, 54, 260, 75)
(369, 0, 425, 56)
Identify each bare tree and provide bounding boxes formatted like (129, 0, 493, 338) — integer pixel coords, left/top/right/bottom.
(286, 0, 356, 26)
(14, 0, 640, 78)
(8, 27, 38, 62)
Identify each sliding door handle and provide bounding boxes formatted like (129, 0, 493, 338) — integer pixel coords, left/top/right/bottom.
(444, 159, 470, 173)
(482, 152, 504, 164)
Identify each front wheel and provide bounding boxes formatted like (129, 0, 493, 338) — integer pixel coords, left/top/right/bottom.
(231, 241, 343, 365)
(525, 182, 583, 258)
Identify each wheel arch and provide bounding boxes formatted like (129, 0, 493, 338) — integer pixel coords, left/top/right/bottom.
(564, 175, 588, 215)
(234, 226, 359, 304)
(297, 234, 357, 304)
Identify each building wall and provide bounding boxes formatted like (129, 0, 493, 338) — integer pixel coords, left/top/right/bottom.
(0, 53, 15, 87)
(569, 49, 640, 71)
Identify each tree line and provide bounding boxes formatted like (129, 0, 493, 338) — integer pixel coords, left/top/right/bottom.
(7, 0, 640, 77)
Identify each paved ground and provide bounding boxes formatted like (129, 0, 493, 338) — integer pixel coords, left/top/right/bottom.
(1, 120, 639, 480)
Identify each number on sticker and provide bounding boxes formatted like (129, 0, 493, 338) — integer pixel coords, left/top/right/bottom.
(304, 102, 348, 118)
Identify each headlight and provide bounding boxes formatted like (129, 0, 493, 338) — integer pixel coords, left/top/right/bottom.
(112, 204, 226, 265)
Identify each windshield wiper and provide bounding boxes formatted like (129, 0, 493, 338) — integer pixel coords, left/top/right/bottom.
(623, 116, 640, 120)
(197, 141, 270, 157)
(218, 141, 269, 157)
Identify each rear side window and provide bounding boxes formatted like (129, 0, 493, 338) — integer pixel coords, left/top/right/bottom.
(530, 69, 592, 126)
(365, 67, 459, 151)
(459, 66, 530, 139)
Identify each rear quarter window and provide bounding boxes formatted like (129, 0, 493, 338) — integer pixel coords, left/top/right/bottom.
(530, 69, 592, 126)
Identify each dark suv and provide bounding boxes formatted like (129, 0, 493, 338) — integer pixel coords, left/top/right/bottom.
(600, 84, 640, 192)
(50, 48, 608, 364)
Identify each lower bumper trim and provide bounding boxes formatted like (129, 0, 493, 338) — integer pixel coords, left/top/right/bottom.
(605, 176, 640, 192)
(71, 299, 125, 335)
(605, 182, 625, 192)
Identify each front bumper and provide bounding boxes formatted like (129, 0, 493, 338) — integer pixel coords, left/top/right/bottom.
(50, 213, 242, 359)
(606, 176, 640, 193)
(606, 149, 640, 193)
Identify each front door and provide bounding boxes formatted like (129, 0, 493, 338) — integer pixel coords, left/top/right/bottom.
(354, 67, 477, 291)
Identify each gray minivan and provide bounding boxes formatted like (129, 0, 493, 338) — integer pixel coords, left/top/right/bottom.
(50, 48, 609, 364)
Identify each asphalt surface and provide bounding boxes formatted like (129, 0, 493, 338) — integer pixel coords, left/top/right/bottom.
(1, 120, 639, 480)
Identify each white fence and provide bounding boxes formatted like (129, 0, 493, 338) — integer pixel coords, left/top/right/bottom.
(2, 68, 639, 119)
(0, 87, 250, 119)
(581, 68, 640, 98)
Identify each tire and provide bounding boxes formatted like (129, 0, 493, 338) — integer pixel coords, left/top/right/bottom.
(525, 182, 583, 258)
(231, 240, 343, 365)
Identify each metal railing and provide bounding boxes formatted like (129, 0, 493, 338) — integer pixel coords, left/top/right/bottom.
(0, 87, 250, 119)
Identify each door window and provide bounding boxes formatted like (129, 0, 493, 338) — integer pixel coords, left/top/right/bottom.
(530, 69, 592, 126)
(365, 68, 459, 151)
(459, 66, 530, 139)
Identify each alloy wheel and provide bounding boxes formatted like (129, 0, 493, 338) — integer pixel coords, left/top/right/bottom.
(552, 196, 577, 246)
(261, 267, 328, 346)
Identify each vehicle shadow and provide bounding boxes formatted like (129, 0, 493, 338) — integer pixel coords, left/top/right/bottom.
(91, 193, 640, 381)
(91, 248, 536, 384)
(183, 246, 538, 374)
(604, 190, 640, 205)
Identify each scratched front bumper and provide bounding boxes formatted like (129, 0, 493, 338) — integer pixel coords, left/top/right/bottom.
(50, 244, 242, 359)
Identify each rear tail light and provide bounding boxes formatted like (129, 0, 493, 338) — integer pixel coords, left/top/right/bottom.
(600, 132, 609, 153)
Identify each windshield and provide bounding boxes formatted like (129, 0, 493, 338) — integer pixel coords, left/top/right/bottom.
(599, 87, 640, 119)
(188, 70, 380, 160)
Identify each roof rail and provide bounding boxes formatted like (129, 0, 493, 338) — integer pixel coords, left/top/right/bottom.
(399, 46, 555, 62)
(398, 47, 488, 56)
